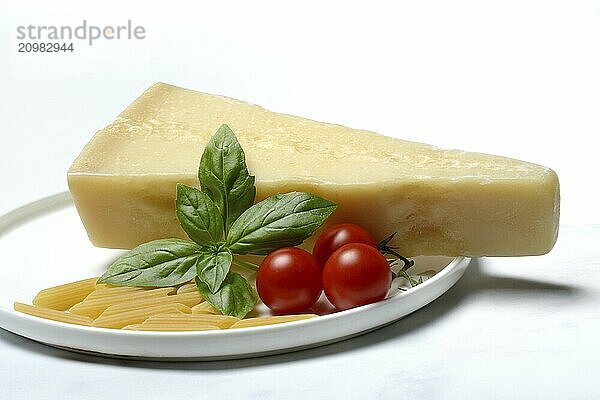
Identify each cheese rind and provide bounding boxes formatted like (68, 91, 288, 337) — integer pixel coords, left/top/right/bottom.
(68, 83, 560, 256)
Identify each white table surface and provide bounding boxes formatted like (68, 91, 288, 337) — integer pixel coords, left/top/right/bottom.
(1, 1, 599, 398)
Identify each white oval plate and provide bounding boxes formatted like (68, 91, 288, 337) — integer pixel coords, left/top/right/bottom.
(0, 192, 470, 360)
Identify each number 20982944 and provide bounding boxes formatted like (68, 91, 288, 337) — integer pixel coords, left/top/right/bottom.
(18, 42, 74, 52)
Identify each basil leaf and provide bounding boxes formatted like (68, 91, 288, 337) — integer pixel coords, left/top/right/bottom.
(97, 239, 201, 286)
(176, 183, 224, 246)
(195, 248, 233, 293)
(226, 192, 337, 255)
(195, 272, 257, 319)
(199, 124, 256, 234)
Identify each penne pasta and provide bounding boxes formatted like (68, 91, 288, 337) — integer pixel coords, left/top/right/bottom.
(122, 323, 220, 331)
(143, 313, 240, 329)
(92, 303, 191, 329)
(32, 277, 98, 311)
(18, 277, 322, 331)
(96, 292, 203, 317)
(84, 285, 146, 300)
(69, 287, 176, 318)
(190, 302, 262, 317)
(176, 282, 197, 294)
(14, 302, 93, 326)
(229, 314, 318, 329)
(191, 302, 222, 315)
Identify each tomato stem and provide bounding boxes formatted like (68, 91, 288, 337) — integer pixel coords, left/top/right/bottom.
(377, 233, 414, 271)
(379, 232, 422, 287)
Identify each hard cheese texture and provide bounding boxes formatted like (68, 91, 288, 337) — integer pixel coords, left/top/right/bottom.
(68, 83, 559, 256)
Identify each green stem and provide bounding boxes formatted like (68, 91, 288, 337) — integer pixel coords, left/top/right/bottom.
(232, 258, 259, 272)
(399, 270, 420, 287)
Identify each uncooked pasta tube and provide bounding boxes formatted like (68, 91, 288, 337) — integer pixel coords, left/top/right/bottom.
(229, 314, 317, 329)
(14, 302, 93, 326)
(92, 303, 191, 329)
(32, 277, 98, 310)
(69, 287, 175, 318)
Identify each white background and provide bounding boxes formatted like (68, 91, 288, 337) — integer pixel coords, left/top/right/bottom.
(1, 1, 599, 399)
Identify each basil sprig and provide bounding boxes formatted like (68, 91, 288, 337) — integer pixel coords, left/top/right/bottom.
(97, 239, 202, 287)
(195, 273, 257, 319)
(175, 184, 225, 246)
(198, 124, 256, 234)
(195, 248, 233, 293)
(98, 124, 336, 319)
(227, 192, 337, 255)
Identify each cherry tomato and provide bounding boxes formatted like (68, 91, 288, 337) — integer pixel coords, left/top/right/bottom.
(256, 247, 323, 314)
(313, 223, 376, 267)
(322, 243, 391, 310)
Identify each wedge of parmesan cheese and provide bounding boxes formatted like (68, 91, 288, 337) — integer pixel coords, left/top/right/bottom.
(68, 83, 559, 256)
